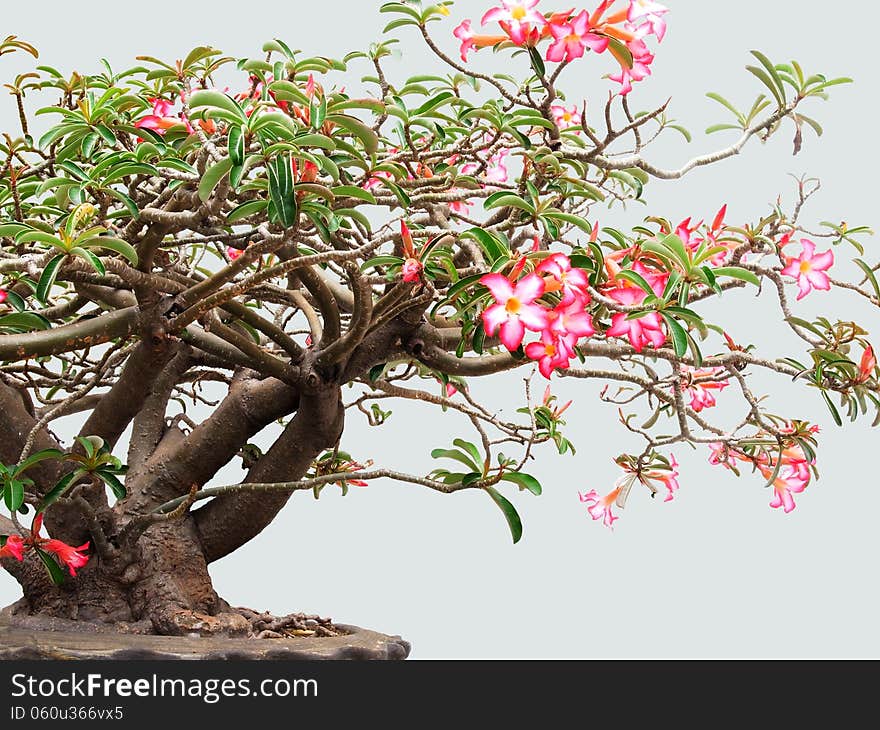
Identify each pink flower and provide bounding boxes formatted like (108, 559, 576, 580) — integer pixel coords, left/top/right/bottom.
(762, 464, 809, 514)
(0, 535, 24, 561)
(482, 0, 547, 45)
(525, 330, 575, 378)
(445, 382, 458, 397)
(402, 258, 424, 283)
(680, 366, 729, 412)
(708, 442, 739, 470)
(609, 38, 654, 95)
(399, 221, 424, 283)
(780, 239, 834, 301)
(547, 298, 596, 340)
(536, 252, 590, 305)
(551, 104, 582, 131)
(453, 20, 475, 60)
(134, 98, 181, 135)
(604, 286, 666, 352)
(0, 289, 7, 304)
(453, 19, 509, 60)
(627, 0, 669, 42)
(546, 9, 609, 63)
(485, 149, 510, 183)
(42, 539, 90, 577)
(650, 455, 679, 502)
(481, 273, 549, 351)
(579, 486, 622, 529)
(227, 246, 244, 260)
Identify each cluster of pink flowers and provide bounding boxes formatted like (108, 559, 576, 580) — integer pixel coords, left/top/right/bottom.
(0, 514, 90, 577)
(480, 252, 594, 378)
(708, 425, 819, 513)
(602, 260, 668, 352)
(579, 452, 679, 529)
(679, 365, 729, 413)
(454, 0, 667, 95)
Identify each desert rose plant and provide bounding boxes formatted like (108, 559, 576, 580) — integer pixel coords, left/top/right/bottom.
(0, 0, 877, 638)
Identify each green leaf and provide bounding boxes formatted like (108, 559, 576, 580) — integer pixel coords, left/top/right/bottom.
(500, 471, 542, 496)
(660, 312, 689, 357)
(331, 185, 377, 204)
(0, 312, 51, 333)
(96, 469, 126, 500)
(327, 114, 379, 158)
(34, 547, 66, 585)
(187, 90, 246, 122)
(228, 124, 246, 166)
(14, 449, 65, 478)
(712, 266, 761, 287)
(821, 391, 843, 427)
(226, 199, 268, 224)
(37, 471, 79, 513)
(485, 486, 523, 544)
(198, 157, 234, 203)
(452, 439, 483, 469)
(750, 51, 787, 106)
(70, 246, 106, 276)
(3, 479, 24, 512)
(36, 254, 66, 303)
(854, 259, 880, 301)
(430, 447, 479, 472)
(79, 236, 139, 266)
(617, 269, 657, 297)
(267, 153, 298, 227)
(483, 194, 535, 214)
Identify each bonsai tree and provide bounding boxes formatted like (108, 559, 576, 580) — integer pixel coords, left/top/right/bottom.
(0, 0, 877, 638)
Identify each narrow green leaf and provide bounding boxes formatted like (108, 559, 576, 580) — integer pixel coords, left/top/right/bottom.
(198, 157, 234, 203)
(485, 486, 523, 544)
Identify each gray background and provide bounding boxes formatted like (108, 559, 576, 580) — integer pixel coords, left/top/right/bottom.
(1, 1, 878, 658)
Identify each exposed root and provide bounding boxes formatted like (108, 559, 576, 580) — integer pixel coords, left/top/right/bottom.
(235, 605, 345, 638)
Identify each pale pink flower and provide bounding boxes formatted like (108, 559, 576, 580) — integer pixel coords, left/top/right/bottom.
(681, 366, 729, 412)
(627, 0, 669, 42)
(579, 486, 622, 529)
(780, 239, 834, 300)
(762, 464, 809, 514)
(482, 0, 547, 45)
(481, 273, 549, 351)
(551, 103, 582, 130)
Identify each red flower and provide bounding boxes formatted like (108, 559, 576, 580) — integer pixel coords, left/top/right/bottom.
(857, 345, 876, 384)
(42, 539, 90, 577)
(0, 535, 24, 561)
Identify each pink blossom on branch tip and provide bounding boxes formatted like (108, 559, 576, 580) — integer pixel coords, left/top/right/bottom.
(780, 238, 834, 300)
(482, 0, 547, 45)
(480, 272, 548, 351)
(579, 487, 622, 529)
(546, 9, 609, 63)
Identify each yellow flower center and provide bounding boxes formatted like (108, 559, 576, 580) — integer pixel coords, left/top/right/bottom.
(505, 297, 522, 314)
(563, 112, 572, 121)
(799, 260, 812, 273)
(512, 6, 527, 20)
(545, 344, 557, 356)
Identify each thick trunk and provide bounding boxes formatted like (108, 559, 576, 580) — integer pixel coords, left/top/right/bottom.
(2, 513, 248, 636)
(2, 380, 344, 637)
